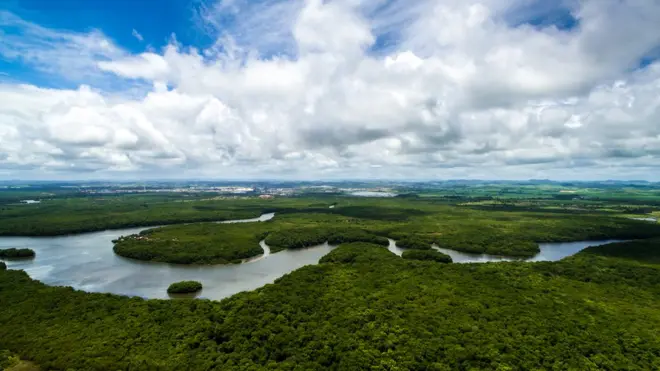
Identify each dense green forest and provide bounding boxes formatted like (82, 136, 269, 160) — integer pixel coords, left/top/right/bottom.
(0, 248, 35, 259)
(265, 226, 389, 252)
(402, 249, 453, 263)
(167, 281, 203, 294)
(0, 349, 19, 369)
(2, 239, 660, 370)
(0, 196, 284, 236)
(113, 222, 268, 264)
(110, 200, 660, 263)
(3, 188, 660, 369)
(395, 235, 433, 250)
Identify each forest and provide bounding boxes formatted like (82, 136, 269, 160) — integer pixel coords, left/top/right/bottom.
(110, 200, 660, 264)
(0, 248, 35, 259)
(2, 187, 660, 369)
(167, 281, 203, 294)
(401, 249, 453, 263)
(113, 222, 268, 264)
(1, 238, 660, 370)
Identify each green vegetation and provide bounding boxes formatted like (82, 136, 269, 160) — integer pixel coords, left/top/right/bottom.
(265, 227, 388, 252)
(402, 249, 453, 263)
(575, 238, 660, 265)
(0, 349, 37, 371)
(4, 186, 660, 368)
(167, 281, 203, 294)
(319, 242, 395, 264)
(2, 189, 660, 258)
(0, 195, 285, 236)
(3, 240, 660, 369)
(0, 248, 35, 259)
(0, 262, 6, 270)
(395, 236, 431, 250)
(383, 206, 660, 257)
(113, 222, 268, 264)
(0, 349, 19, 370)
(108, 196, 660, 263)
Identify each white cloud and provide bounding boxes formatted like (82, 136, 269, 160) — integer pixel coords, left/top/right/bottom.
(0, 11, 126, 84)
(132, 29, 144, 42)
(1, 0, 660, 179)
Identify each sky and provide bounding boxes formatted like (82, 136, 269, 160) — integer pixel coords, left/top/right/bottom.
(1, 0, 660, 181)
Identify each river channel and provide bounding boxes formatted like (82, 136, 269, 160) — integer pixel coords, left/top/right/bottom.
(0, 213, 623, 300)
(387, 239, 623, 262)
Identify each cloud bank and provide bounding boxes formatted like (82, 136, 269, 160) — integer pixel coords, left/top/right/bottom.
(1, 0, 660, 180)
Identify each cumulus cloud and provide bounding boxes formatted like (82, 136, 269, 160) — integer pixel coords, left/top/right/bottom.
(1, 0, 660, 179)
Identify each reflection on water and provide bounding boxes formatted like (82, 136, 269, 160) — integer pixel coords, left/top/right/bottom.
(388, 238, 623, 263)
(0, 214, 335, 300)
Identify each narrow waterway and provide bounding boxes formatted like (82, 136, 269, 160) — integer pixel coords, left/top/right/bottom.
(387, 238, 624, 263)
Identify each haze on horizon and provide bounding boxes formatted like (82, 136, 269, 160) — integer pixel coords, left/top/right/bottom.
(1, 0, 660, 181)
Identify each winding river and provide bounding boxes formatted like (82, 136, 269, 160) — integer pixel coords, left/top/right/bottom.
(0, 213, 623, 300)
(387, 239, 623, 263)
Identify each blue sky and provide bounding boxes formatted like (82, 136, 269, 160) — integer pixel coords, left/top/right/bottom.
(1, 0, 592, 88)
(3, 0, 202, 51)
(1, 0, 660, 180)
(1, 0, 214, 88)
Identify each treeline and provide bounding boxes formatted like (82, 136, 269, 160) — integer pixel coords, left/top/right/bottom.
(434, 235, 540, 257)
(113, 222, 267, 265)
(0, 248, 35, 259)
(319, 243, 395, 264)
(0, 194, 330, 236)
(395, 236, 433, 250)
(3, 240, 660, 369)
(167, 281, 203, 294)
(265, 227, 388, 252)
(573, 238, 660, 265)
(0, 209, 262, 237)
(402, 250, 452, 263)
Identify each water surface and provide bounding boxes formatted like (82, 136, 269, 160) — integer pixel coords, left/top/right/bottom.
(387, 239, 623, 263)
(0, 216, 623, 300)
(0, 214, 334, 300)
(629, 217, 657, 223)
(350, 191, 397, 197)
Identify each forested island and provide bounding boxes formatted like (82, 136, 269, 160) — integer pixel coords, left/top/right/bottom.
(402, 249, 453, 263)
(0, 248, 35, 259)
(2, 183, 660, 369)
(167, 281, 203, 294)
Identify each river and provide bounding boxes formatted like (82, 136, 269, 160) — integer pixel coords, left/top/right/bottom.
(387, 239, 624, 263)
(0, 214, 622, 300)
(0, 213, 331, 300)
